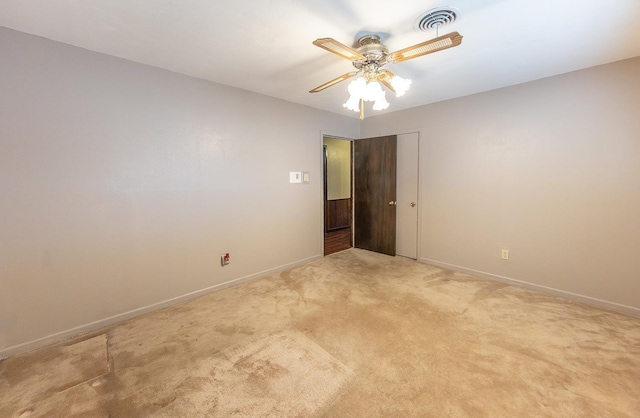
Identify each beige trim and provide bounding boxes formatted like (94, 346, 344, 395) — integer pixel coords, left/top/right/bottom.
(0, 255, 322, 360)
(420, 257, 640, 317)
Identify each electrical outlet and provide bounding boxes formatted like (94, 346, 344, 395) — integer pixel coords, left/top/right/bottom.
(501, 249, 509, 260)
(221, 253, 230, 266)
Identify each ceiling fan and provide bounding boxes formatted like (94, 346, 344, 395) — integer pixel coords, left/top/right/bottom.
(310, 31, 463, 118)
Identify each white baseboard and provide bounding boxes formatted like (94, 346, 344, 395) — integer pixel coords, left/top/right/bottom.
(420, 257, 640, 317)
(0, 255, 322, 360)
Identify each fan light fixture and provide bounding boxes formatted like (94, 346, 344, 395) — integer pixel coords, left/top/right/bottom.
(310, 31, 463, 119)
(343, 75, 412, 114)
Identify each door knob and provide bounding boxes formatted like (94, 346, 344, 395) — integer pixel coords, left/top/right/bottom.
(410, 202, 417, 207)
(388, 201, 397, 206)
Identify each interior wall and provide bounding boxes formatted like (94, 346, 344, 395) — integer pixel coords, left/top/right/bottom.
(0, 27, 359, 357)
(323, 137, 351, 200)
(361, 56, 640, 314)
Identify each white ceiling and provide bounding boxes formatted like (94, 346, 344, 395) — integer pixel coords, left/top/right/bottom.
(2, 0, 640, 118)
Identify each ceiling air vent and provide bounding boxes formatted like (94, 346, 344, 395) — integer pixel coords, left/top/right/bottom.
(414, 7, 461, 32)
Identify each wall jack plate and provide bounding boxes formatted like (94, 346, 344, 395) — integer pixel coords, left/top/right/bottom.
(221, 253, 230, 266)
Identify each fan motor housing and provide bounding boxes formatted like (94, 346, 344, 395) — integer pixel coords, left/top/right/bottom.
(353, 35, 388, 70)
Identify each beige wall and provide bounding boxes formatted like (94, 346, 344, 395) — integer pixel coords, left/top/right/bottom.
(323, 137, 351, 200)
(0, 27, 359, 357)
(2, 25, 638, 358)
(362, 56, 640, 315)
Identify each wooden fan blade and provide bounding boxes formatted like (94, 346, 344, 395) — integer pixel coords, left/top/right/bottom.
(313, 38, 366, 61)
(310, 71, 359, 93)
(309, 71, 358, 93)
(389, 32, 463, 63)
(377, 70, 396, 93)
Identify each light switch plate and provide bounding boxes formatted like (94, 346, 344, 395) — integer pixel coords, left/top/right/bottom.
(290, 171, 302, 183)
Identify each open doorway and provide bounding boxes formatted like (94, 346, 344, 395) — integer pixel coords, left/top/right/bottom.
(323, 136, 352, 255)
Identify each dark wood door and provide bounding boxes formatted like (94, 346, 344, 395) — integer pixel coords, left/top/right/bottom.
(353, 135, 397, 256)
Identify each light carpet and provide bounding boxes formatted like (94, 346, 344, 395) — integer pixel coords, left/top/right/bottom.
(1, 249, 639, 417)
